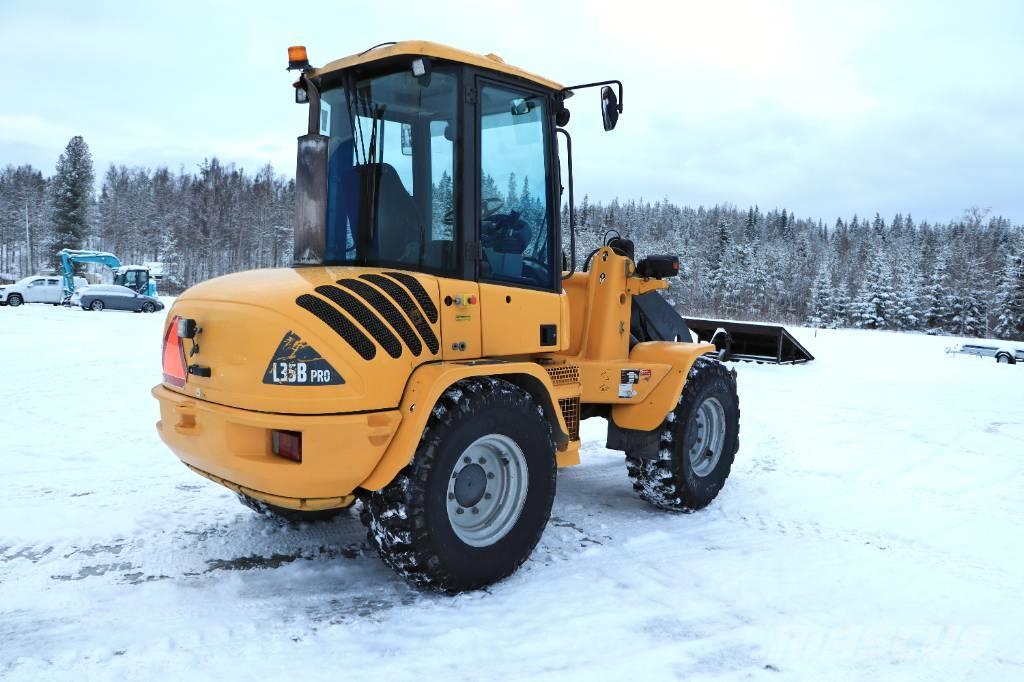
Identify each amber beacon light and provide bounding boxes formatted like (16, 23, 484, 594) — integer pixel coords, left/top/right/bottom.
(287, 45, 309, 71)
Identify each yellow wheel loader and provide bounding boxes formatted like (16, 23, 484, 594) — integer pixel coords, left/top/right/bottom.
(154, 41, 740, 591)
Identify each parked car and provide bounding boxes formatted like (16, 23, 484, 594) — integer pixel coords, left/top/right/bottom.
(0, 275, 64, 306)
(79, 285, 164, 313)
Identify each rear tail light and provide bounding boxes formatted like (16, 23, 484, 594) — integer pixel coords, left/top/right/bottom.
(162, 315, 187, 387)
(271, 430, 302, 462)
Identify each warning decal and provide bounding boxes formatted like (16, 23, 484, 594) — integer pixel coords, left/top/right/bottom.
(263, 331, 345, 386)
(619, 368, 640, 399)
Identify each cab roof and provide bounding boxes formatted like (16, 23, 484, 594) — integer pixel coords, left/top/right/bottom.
(309, 40, 563, 92)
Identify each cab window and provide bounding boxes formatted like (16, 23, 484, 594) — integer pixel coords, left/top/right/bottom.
(478, 83, 551, 288)
(320, 67, 460, 276)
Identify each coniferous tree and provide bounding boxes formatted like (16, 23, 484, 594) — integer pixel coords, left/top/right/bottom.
(829, 285, 850, 328)
(49, 136, 95, 264)
(992, 242, 1024, 339)
(807, 261, 833, 328)
(853, 248, 894, 329)
(922, 250, 951, 332)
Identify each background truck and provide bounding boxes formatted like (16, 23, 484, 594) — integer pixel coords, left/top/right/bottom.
(0, 274, 85, 306)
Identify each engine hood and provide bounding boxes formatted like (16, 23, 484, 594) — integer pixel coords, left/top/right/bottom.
(164, 266, 442, 414)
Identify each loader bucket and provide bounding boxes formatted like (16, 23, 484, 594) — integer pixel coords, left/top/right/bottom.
(683, 318, 814, 364)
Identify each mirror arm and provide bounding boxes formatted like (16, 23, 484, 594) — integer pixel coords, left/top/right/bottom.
(556, 128, 576, 279)
(561, 79, 623, 113)
(301, 74, 322, 135)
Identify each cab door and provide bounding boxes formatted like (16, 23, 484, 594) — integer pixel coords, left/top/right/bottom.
(23, 278, 47, 303)
(474, 79, 563, 356)
(43, 278, 62, 303)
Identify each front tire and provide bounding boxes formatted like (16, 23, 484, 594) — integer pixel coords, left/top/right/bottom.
(142, 302, 156, 313)
(8, 294, 22, 307)
(627, 356, 739, 511)
(362, 377, 556, 592)
(236, 493, 344, 524)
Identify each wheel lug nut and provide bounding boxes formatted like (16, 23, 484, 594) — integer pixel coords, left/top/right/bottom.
(472, 507, 479, 514)
(456, 507, 465, 515)
(448, 493, 454, 500)
(478, 457, 486, 464)
(484, 493, 492, 500)
(502, 458, 509, 465)
(463, 456, 471, 464)
(487, 472, 495, 479)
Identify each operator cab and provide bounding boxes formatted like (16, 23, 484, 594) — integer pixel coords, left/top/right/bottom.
(290, 41, 623, 295)
(114, 267, 151, 295)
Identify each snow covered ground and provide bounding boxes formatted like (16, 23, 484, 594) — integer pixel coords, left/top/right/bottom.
(1, 303, 1022, 680)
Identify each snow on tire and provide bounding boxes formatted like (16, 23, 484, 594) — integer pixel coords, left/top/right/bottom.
(361, 377, 557, 592)
(626, 356, 739, 511)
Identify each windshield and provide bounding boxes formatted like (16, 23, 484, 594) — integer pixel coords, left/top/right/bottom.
(320, 66, 458, 275)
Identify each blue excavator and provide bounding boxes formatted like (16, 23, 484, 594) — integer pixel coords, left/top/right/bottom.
(58, 249, 156, 304)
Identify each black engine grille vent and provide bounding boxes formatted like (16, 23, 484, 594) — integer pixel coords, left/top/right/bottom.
(359, 274, 440, 355)
(295, 273, 442, 362)
(336, 279, 423, 357)
(383, 271, 438, 323)
(295, 294, 376, 361)
(315, 285, 404, 359)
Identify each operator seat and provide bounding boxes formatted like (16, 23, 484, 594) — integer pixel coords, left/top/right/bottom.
(356, 163, 425, 264)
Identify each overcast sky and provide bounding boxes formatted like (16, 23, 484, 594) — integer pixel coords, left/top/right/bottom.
(2, 0, 1022, 223)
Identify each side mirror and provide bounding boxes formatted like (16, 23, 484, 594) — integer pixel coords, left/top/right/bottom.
(601, 86, 619, 131)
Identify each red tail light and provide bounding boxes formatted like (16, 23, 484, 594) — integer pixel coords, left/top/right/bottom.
(162, 315, 187, 388)
(271, 430, 302, 462)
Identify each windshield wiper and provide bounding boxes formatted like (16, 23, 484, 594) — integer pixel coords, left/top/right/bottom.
(344, 78, 388, 260)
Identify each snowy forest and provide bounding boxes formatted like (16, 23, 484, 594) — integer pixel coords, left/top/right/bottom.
(2, 136, 1023, 340)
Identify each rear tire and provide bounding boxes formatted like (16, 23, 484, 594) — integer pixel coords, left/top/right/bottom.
(996, 353, 1014, 365)
(236, 493, 344, 524)
(8, 294, 22, 307)
(361, 377, 556, 592)
(626, 356, 739, 511)
(90, 299, 104, 311)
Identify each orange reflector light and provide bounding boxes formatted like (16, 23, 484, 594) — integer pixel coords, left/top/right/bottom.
(272, 430, 302, 463)
(162, 315, 187, 388)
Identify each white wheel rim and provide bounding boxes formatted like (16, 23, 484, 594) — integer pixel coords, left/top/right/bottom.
(446, 434, 529, 547)
(688, 397, 726, 478)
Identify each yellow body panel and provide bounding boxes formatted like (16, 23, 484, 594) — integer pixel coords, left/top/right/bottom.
(359, 360, 570, 490)
(168, 266, 441, 414)
(153, 384, 400, 505)
(479, 283, 563, 356)
(610, 341, 714, 431)
(154, 247, 713, 502)
(310, 40, 563, 92)
(438, 279, 481, 359)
